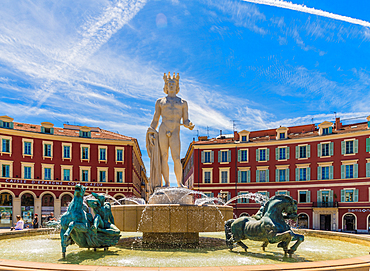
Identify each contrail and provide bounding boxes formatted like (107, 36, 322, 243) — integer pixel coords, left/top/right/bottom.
(242, 0, 370, 28)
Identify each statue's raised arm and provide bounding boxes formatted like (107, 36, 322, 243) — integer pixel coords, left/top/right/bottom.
(146, 72, 195, 192)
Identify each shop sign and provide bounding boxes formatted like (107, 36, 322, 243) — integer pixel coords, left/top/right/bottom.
(3, 179, 104, 187)
(348, 209, 370, 213)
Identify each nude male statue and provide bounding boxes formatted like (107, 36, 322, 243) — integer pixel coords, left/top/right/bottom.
(146, 72, 194, 190)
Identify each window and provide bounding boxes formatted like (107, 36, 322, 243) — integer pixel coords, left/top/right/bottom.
(63, 169, 70, 181)
(44, 168, 51, 180)
(323, 128, 329, 135)
(99, 148, 106, 161)
(279, 133, 285, 139)
(99, 170, 106, 182)
(116, 171, 123, 183)
(276, 147, 289, 160)
(256, 169, 269, 182)
(82, 170, 89, 181)
(204, 172, 211, 183)
(82, 147, 89, 160)
(63, 145, 71, 159)
(346, 165, 353, 178)
(24, 142, 31, 155)
(341, 163, 358, 179)
(117, 149, 123, 162)
(276, 190, 290, 196)
(2, 164, 9, 177)
(341, 189, 358, 202)
(241, 136, 247, 142)
(296, 145, 310, 159)
(257, 148, 269, 162)
(24, 166, 32, 179)
(219, 168, 229, 183)
(219, 150, 230, 163)
(318, 142, 333, 157)
(257, 191, 270, 198)
(317, 190, 333, 206)
(299, 191, 311, 203)
(367, 162, 370, 177)
(342, 140, 358, 155)
(238, 170, 250, 183)
(321, 166, 330, 180)
(2, 122, 10, 128)
(44, 143, 52, 157)
(80, 130, 91, 138)
(276, 168, 289, 182)
(238, 149, 248, 162)
(2, 139, 10, 153)
(238, 192, 249, 203)
(201, 150, 214, 163)
(299, 168, 307, 181)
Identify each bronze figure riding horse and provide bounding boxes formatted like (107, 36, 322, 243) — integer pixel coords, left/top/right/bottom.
(225, 195, 304, 256)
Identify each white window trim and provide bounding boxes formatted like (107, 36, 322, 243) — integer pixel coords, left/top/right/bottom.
(61, 165, 73, 181)
(297, 144, 309, 160)
(41, 163, 54, 180)
(219, 167, 230, 183)
(202, 168, 213, 184)
(0, 160, 13, 178)
(343, 139, 356, 156)
(320, 142, 331, 158)
(239, 148, 249, 163)
(257, 147, 268, 162)
(42, 140, 53, 160)
(114, 168, 125, 183)
(202, 150, 213, 164)
(79, 166, 91, 182)
(97, 167, 109, 182)
(21, 162, 35, 179)
(22, 138, 34, 159)
(220, 149, 230, 164)
(98, 145, 108, 163)
(62, 143, 72, 161)
(297, 190, 310, 203)
(0, 135, 12, 156)
(80, 144, 90, 162)
(276, 146, 288, 161)
(115, 147, 124, 164)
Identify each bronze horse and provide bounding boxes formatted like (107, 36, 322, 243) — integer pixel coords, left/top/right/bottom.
(225, 195, 304, 256)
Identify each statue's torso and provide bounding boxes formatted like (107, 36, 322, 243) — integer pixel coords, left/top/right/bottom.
(158, 96, 185, 131)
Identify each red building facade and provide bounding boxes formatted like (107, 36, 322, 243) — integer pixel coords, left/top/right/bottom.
(0, 116, 148, 228)
(183, 116, 370, 233)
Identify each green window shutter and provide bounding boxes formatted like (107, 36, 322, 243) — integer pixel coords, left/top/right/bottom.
(341, 141, 345, 155)
(267, 192, 270, 198)
(275, 148, 279, 160)
(247, 171, 250, 183)
(317, 143, 321, 157)
(256, 149, 260, 161)
(41, 127, 45, 133)
(227, 150, 231, 162)
(354, 164, 358, 178)
(296, 168, 299, 181)
(366, 138, 370, 152)
(9, 122, 13, 129)
(201, 151, 205, 163)
(307, 167, 310, 180)
(237, 171, 241, 183)
(341, 165, 345, 179)
(329, 190, 333, 203)
(366, 163, 370, 177)
(330, 142, 334, 156)
(307, 145, 310, 158)
(354, 139, 358, 153)
(341, 190, 345, 202)
(210, 151, 214, 163)
(286, 147, 290, 159)
(238, 150, 241, 162)
(295, 146, 299, 158)
(328, 127, 332, 134)
(329, 166, 333, 179)
(275, 191, 278, 195)
(317, 191, 322, 203)
(256, 170, 260, 182)
(317, 166, 322, 180)
(354, 189, 359, 202)
(307, 191, 311, 202)
(286, 169, 289, 181)
(0, 120, 3, 127)
(266, 149, 269, 161)
(266, 169, 269, 182)
(211, 192, 214, 198)
(218, 151, 221, 163)
(275, 169, 279, 182)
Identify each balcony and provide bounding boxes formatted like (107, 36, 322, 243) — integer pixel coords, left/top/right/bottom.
(312, 201, 339, 208)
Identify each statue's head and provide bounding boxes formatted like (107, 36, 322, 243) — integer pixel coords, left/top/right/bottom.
(163, 72, 180, 94)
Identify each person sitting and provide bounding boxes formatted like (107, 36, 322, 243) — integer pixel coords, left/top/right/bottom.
(47, 212, 56, 221)
(10, 215, 24, 231)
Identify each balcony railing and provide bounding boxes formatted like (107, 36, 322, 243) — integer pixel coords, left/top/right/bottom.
(312, 201, 339, 208)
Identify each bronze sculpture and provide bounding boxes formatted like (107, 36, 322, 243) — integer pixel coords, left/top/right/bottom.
(225, 195, 304, 257)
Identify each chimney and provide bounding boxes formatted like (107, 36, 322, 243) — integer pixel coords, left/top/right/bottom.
(335, 117, 342, 131)
(234, 131, 239, 141)
(220, 130, 222, 136)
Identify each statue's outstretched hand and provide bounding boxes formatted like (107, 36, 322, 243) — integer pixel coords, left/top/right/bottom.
(185, 121, 195, 131)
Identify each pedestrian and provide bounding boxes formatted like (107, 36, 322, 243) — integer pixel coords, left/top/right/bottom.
(10, 215, 24, 231)
(32, 213, 39, 229)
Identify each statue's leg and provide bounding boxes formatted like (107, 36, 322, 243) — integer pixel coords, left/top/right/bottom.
(170, 127, 184, 187)
(158, 128, 170, 186)
(60, 228, 67, 257)
(289, 233, 304, 253)
(237, 241, 248, 252)
(225, 219, 235, 250)
(276, 231, 293, 256)
(261, 241, 269, 251)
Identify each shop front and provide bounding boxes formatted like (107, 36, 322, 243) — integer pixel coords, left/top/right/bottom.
(0, 192, 12, 228)
(21, 193, 34, 227)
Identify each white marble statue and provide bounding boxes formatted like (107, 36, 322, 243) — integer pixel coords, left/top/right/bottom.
(146, 72, 194, 191)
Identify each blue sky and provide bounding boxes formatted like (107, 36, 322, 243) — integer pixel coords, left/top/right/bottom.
(0, 0, 369, 186)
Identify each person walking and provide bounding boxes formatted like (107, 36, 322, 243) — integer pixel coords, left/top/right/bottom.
(10, 215, 24, 231)
(32, 213, 39, 229)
